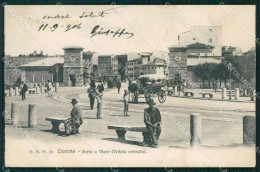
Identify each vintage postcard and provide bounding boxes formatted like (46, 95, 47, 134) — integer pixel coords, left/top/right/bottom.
(3, 4, 256, 167)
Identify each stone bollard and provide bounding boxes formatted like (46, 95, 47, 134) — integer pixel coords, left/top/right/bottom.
(235, 88, 239, 100)
(15, 87, 19, 96)
(55, 82, 59, 92)
(250, 90, 255, 101)
(222, 87, 226, 99)
(243, 116, 255, 146)
(9, 87, 13, 97)
(11, 103, 19, 125)
(40, 83, 44, 93)
(28, 104, 37, 128)
(39, 83, 42, 93)
(190, 113, 202, 147)
(36, 86, 39, 94)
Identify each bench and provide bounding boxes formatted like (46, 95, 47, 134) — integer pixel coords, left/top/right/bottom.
(199, 92, 213, 98)
(108, 125, 151, 145)
(184, 92, 194, 97)
(46, 117, 69, 134)
(28, 88, 36, 94)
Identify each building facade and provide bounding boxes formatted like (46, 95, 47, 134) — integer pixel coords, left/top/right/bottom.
(83, 51, 95, 84)
(143, 58, 166, 75)
(63, 46, 84, 86)
(20, 57, 64, 84)
(98, 55, 113, 81)
(178, 26, 222, 56)
(127, 58, 143, 79)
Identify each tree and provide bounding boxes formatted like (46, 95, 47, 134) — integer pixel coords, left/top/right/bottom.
(193, 63, 218, 87)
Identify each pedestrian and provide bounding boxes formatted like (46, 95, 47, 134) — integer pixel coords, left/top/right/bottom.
(123, 89, 129, 117)
(21, 82, 28, 100)
(96, 91, 103, 119)
(47, 80, 52, 97)
(90, 79, 96, 89)
(143, 97, 162, 148)
(19, 82, 23, 95)
(96, 81, 104, 93)
(65, 99, 83, 135)
(116, 79, 121, 94)
(87, 86, 96, 110)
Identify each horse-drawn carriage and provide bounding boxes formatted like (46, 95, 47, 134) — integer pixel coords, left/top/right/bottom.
(128, 74, 167, 103)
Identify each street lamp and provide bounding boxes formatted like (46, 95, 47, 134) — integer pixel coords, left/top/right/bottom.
(228, 63, 232, 100)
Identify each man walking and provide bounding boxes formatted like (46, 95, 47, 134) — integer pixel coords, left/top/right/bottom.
(21, 82, 28, 100)
(116, 79, 121, 94)
(65, 99, 83, 135)
(87, 86, 96, 110)
(144, 97, 162, 148)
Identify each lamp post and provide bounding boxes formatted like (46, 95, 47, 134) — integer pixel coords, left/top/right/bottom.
(228, 63, 232, 100)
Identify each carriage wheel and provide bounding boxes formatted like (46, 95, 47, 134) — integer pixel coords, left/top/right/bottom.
(158, 90, 166, 103)
(145, 90, 153, 103)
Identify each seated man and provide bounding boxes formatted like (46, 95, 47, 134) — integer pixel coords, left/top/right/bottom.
(144, 97, 162, 148)
(65, 99, 83, 135)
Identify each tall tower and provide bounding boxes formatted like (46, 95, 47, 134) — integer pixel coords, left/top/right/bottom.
(168, 45, 188, 80)
(63, 46, 84, 86)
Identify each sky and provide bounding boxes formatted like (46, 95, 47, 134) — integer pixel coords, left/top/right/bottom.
(5, 5, 255, 56)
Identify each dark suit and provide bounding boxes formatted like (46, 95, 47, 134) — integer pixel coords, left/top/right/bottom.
(144, 107, 162, 145)
(69, 105, 83, 134)
(21, 84, 28, 100)
(88, 87, 96, 109)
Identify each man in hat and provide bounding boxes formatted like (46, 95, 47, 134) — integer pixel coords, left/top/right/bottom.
(66, 99, 83, 135)
(87, 82, 96, 110)
(21, 82, 28, 100)
(116, 79, 121, 94)
(144, 97, 162, 148)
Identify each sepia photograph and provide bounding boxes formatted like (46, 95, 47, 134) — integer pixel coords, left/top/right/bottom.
(3, 4, 257, 167)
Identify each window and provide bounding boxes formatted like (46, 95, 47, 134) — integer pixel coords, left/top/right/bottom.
(193, 38, 196, 40)
(209, 38, 212, 43)
(209, 29, 212, 32)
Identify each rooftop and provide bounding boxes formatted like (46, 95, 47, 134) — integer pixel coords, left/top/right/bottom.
(20, 57, 64, 67)
(63, 46, 84, 50)
(187, 42, 214, 49)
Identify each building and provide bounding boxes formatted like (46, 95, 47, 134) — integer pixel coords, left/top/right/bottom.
(116, 54, 128, 80)
(111, 56, 119, 74)
(187, 42, 214, 58)
(222, 46, 243, 56)
(140, 52, 152, 64)
(168, 44, 221, 88)
(63, 46, 84, 86)
(83, 51, 95, 84)
(20, 57, 64, 83)
(98, 55, 114, 81)
(143, 58, 166, 75)
(127, 58, 143, 79)
(178, 26, 222, 56)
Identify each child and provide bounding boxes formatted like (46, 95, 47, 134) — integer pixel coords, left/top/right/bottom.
(123, 89, 129, 117)
(96, 92, 103, 119)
